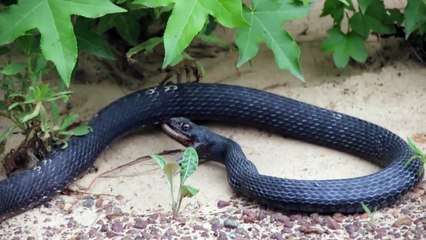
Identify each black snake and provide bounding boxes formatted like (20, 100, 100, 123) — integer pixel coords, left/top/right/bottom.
(0, 83, 423, 221)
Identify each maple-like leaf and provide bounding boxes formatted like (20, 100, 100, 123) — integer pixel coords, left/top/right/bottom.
(0, 0, 125, 86)
(404, 0, 426, 37)
(235, 0, 313, 81)
(161, 0, 247, 67)
(321, 28, 368, 68)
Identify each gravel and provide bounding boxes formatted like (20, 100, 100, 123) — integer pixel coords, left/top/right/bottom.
(1, 180, 425, 239)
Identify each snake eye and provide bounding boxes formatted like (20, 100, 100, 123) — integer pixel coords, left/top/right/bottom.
(181, 123, 191, 131)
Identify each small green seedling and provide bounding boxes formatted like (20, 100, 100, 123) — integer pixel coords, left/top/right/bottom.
(361, 202, 376, 223)
(151, 147, 200, 215)
(405, 138, 425, 176)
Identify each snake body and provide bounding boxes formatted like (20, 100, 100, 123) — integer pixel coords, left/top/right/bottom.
(0, 83, 423, 221)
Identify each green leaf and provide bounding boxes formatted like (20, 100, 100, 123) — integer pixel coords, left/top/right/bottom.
(0, 47, 10, 55)
(180, 147, 199, 184)
(21, 102, 43, 123)
(97, 10, 142, 45)
(361, 202, 372, 213)
(163, 162, 180, 184)
(132, 0, 173, 7)
(235, 0, 313, 81)
(51, 101, 60, 126)
(75, 17, 116, 60)
(151, 154, 168, 169)
(15, 34, 36, 55)
(163, 0, 247, 67)
(338, 0, 351, 6)
(1, 62, 26, 75)
(321, 28, 368, 68)
(388, 9, 404, 25)
(179, 184, 199, 198)
(0, 0, 126, 87)
(349, 13, 370, 38)
(407, 138, 423, 155)
(404, 0, 426, 37)
(197, 33, 227, 47)
(60, 124, 92, 136)
(60, 113, 79, 131)
(126, 37, 163, 58)
(362, 0, 395, 35)
(357, 0, 372, 14)
(321, 0, 347, 24)
(0, 125, 17, 143)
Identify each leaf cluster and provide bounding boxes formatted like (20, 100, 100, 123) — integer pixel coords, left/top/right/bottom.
(0, 0, 313, 86)
(0, 36, 90, 157)
(151, 147, 199, 215)
(320, 0, 426, 68)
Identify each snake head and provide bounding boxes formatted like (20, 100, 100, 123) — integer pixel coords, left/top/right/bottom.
(161, 117, 227, 162)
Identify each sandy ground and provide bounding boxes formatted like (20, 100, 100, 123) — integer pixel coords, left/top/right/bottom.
(1, 1, 426, 239)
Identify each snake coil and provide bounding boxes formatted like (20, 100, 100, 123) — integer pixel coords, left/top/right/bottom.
(0, 83, 423, 221)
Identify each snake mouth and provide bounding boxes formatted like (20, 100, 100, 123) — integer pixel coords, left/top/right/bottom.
(161, 122, 194, 147)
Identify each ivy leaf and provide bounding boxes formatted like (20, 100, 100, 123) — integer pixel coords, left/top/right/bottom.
(349, 13, 370, 38)
(321, 28, 368, 68)
(362, 0, 395, 35)
(163, 0, 247, 67)
(0, 0, 125, 87)
(404, 0, 426, 37)
(321, 0, 354, 25)
(235, 0, 313, 81)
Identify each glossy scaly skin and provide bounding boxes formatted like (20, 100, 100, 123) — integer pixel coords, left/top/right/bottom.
(0, 83, 422, 221)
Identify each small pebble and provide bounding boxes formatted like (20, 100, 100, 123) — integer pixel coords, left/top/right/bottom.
(106, 231, 119, 238)
(164, 228, 176, 239)
(272, 213, 290, 224)
(100, 224, 108, 232)
(116, 195, 125, 201)
(217, 200, 230, 208)
(96, 197, 104, 208)
(193, 225, 207, 231)
(281, 227, 292, 234)
(82, 197, 95, 208)
(111, 221, 124, 232)
(211, 221, 224, 232)
(224, 218, 238, 229)
(299, 226, 323, 234)
(332, 212, 344, 222)
(217, 231, 228, 240)
(392, 217, 413, 227)
(270, 232, 284, 240)
(374, 227, 387, 239)
(290, 214, 302, 221)
(324, 216, 341, 230)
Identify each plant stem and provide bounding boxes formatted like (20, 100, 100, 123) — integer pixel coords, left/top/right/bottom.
(170, 175, 176, 215)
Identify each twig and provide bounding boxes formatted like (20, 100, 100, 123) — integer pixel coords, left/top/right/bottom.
(408, 42, 424, 63)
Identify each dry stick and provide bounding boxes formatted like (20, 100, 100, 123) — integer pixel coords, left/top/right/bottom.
(66, 149, 183, 213)
(408, 42, 424, 63)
